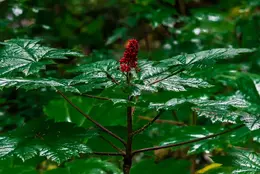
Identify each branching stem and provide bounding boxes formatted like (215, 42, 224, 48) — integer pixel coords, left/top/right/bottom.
(132, 111, 164, 136)
(81, 93, 111, 101)
(123, 73, 133, 174)
(57, 90, 126, 146)
(138, 116, 186, 126)
(100, 135, 125, 155)
(106, 72, 119, 85)
(92, 152, 124, 156)
(132, 124, 244, 155)
(148, 68, 185, 85)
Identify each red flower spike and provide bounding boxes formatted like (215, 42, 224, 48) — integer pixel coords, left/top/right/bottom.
(119, 39, 139, 72)
(120, 63, 131, 72)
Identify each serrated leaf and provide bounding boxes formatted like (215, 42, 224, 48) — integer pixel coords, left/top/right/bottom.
(144, 75, 213, 92)
(149, 95, 253, 126)
(159, 48, 253, 69)
(70, 59, 118, 73)
(70, 59, 124, 92)
(158, 125, 250, 155)
(0, 39, 83, 76)
(230, 149, 260, 174)
(240, 113, 260, 131)
(137, 60, 168, 80)
(149, 96, 248, 111)
(0, 77, 79, 93)
(0, 118, 97, 164)
(44, 158, 122, 174)
(134, 60, 212, 93)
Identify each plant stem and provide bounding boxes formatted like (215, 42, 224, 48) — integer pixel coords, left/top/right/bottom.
(138, 116, 186, 126)
(132, 124, 244, 155)
(132, 111, 164, 136)
(100, 135, 126, 155)
(92, 152, 124, 156)
(191, 111, 197, 126)
(172, 110, 179, 121)
(190, 111, 197, 174)
(148, 68, 185, 85)
(81, 93, 111, 101)
(177, 0, 186, 15)
(57, 90, 126, 145)
(123, 98, 133, 174)
(190, 156, 196, 174)
(106, 72, 119, 85)
(123, 73, 133, 174)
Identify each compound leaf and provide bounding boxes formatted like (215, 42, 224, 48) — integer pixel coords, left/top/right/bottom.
(0, 39, 83, 76)
(0, 118, 97, 164)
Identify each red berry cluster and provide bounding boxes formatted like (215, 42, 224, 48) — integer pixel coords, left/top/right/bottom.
(119, 39, 139, 72)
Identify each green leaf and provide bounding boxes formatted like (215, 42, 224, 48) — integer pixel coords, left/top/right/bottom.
(0, 118, 97, 164)
(157, 125, 250, 155)
(44, 96, 127, 127)
(0, 165, 37, 174)
(70, 59, 119, 73)
(70, 59, 124, 92)
(237, 75, 260, 104)
(149, 95, 248, 112)
(144, 75, 213, 92)
(87, 125, 152, 153)
(0, 77, 79, 93)
(135, 60, 212, 93)
(230, 149, 260, 174)
(44, 97, 95, 128)
(159, 48, 253, 69)
(0, 59, 124, 94)
(137, 60, 168, 80)
(240, 112, 260, 131)
(252, 129, 260, 143)
(149, 95, 256, 127)
(44, 158, 122, 174)
(0, 39, 83, 76)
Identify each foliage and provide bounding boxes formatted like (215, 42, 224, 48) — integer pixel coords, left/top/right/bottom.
(0, 118, 95, 164)
(0, 0, 259, 174)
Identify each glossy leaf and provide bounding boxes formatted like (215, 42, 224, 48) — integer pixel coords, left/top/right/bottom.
(0, 118, 97, 164)
(237, 75, 260, 104)
(70, 59, 124, 92)
(230, 149, 260, 174)
(44, 96, 127, 127)
(149, 95, 254, 127)
(159, 48, 253, 69)
(44, 97, 94, 127)
(0, 39, 83, 76)
(157, 125, 250, 155)
(0, 77, 79, 93)
(144, 75, 213, 92)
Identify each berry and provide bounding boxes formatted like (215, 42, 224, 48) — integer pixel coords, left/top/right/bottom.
(119, 39, 139, 72)
(120, 63, 131, 72)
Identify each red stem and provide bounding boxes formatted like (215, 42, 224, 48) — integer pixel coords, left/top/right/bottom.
(57, 90, 126, 145)
(132, 124, 244, 155)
